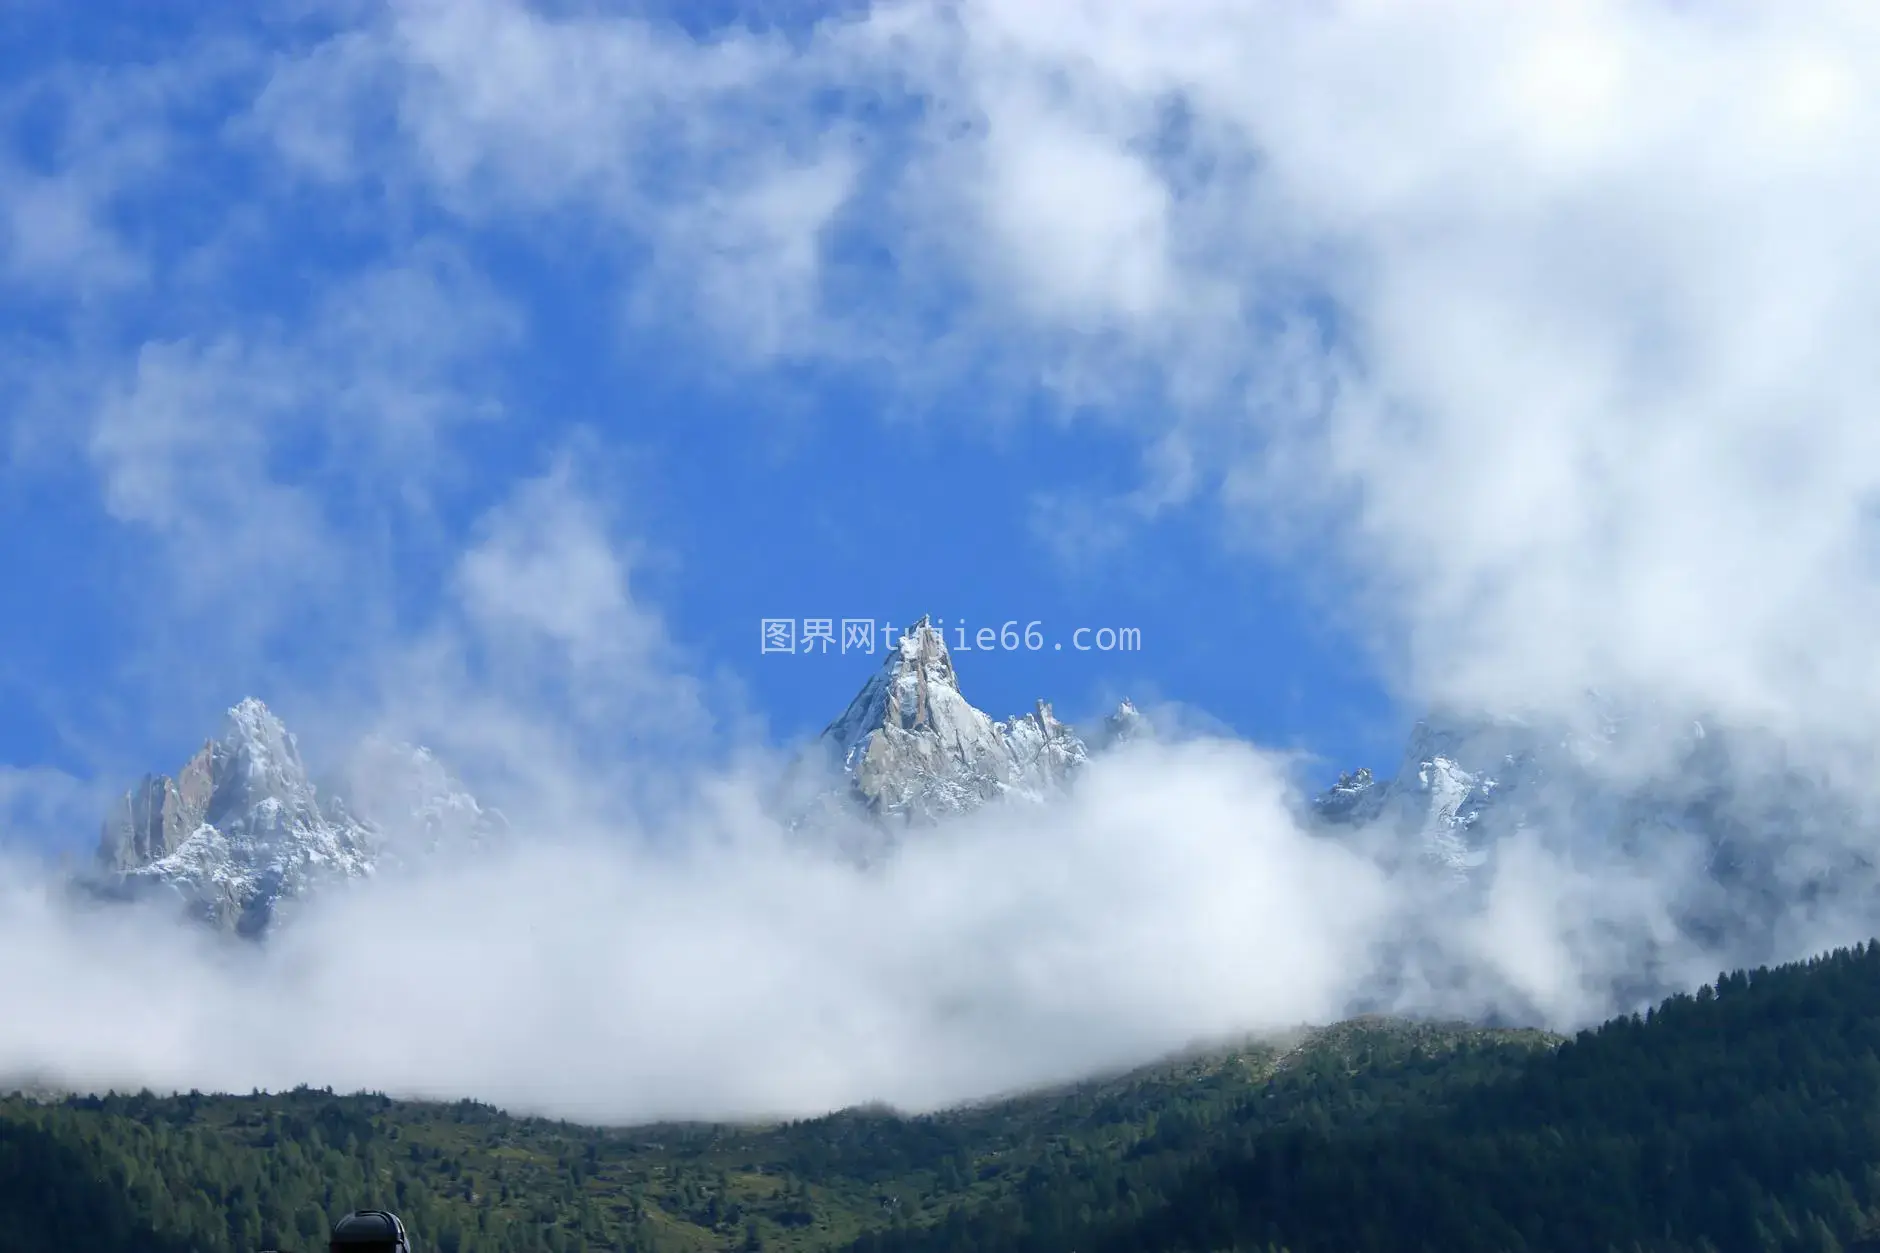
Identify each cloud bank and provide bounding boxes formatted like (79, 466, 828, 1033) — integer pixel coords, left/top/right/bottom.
(212, 0, 1880, 752)
(0, 736, 1395, 1122)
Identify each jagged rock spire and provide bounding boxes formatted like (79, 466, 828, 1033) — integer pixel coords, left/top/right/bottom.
(88, 699, 496, 937)
(808, 617, 1133, 825)
(822, 619, 977, 761)
(92, 699, 375, 935)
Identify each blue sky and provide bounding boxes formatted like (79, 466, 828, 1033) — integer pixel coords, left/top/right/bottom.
(5, 0, 1878, 851)
(0, 0, 1413, 838)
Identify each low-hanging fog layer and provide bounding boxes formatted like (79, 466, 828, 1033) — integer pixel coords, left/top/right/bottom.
(4, 699, 1873, 1125)
(0, 739, 1386, 1121)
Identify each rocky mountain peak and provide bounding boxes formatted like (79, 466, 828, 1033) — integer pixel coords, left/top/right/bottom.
(1314, 765, 1380, 824)
(89, 699, 493, 937)
(806, 617, 1136, 825)
(223, 701, 333, 811)
(1311, 715, 1535, 878)
(1092, 697, 1149, 751)
(823, 618, 990, 771)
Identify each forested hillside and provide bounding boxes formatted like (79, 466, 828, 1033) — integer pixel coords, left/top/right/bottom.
(0, 1020, 1546, 1253)
(13, 944, 1880, 1253)
(859, 944, 1880, 1253)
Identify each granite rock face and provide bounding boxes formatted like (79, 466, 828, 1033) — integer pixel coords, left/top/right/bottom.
(98, 759, 218, 876)
(89, 699, 498, 937)
(804, 616, 1138, 827)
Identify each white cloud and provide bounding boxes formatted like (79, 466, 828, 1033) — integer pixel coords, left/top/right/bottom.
(0, 170, 144, 292)
(229, 0, 1880, 745)
(0, 765, 99, 857)
(956, 4, 1880, 766)
(305, 448, 723, 836)
(0, 737, 1396, 1122)
(449, 451, 702, 723)
(300, 0, 1880, 769)
(90, 335, 331, 587)
(252, 0, 862, 364)
(970, 103, 1175, 330)
(0, 36, 262, 298)
(78, 242, 520, 659)
(457, 468, 644, 665)
(635, 145, 863, 360)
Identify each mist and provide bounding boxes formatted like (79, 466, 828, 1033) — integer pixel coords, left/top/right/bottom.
(9, 693, 1875, 1125)
(0, 737, 1396, 1123)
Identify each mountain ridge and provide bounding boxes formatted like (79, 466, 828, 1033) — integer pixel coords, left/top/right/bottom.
(84, 620, 1147, 934)
(85, 628, 1880, 990)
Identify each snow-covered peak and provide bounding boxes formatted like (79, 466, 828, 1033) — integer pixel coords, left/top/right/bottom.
(821, 617, 975, 767)
(1314, 714, 1534, 877)
(224, 696, 296, 759)
(889, 614, 960, 690)
(803, 618, 1113, 826)
(216, 698, 319, 813)
(89, 699, 495, 936)
(999, 699, 1091, 786)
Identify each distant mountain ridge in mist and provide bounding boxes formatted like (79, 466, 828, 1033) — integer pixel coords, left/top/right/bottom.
(85, 698, 503, 936)
(1313, 703, 1849, 878)
(84, 631, 1880, 990)
(1312, 700, 1880, 1005)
